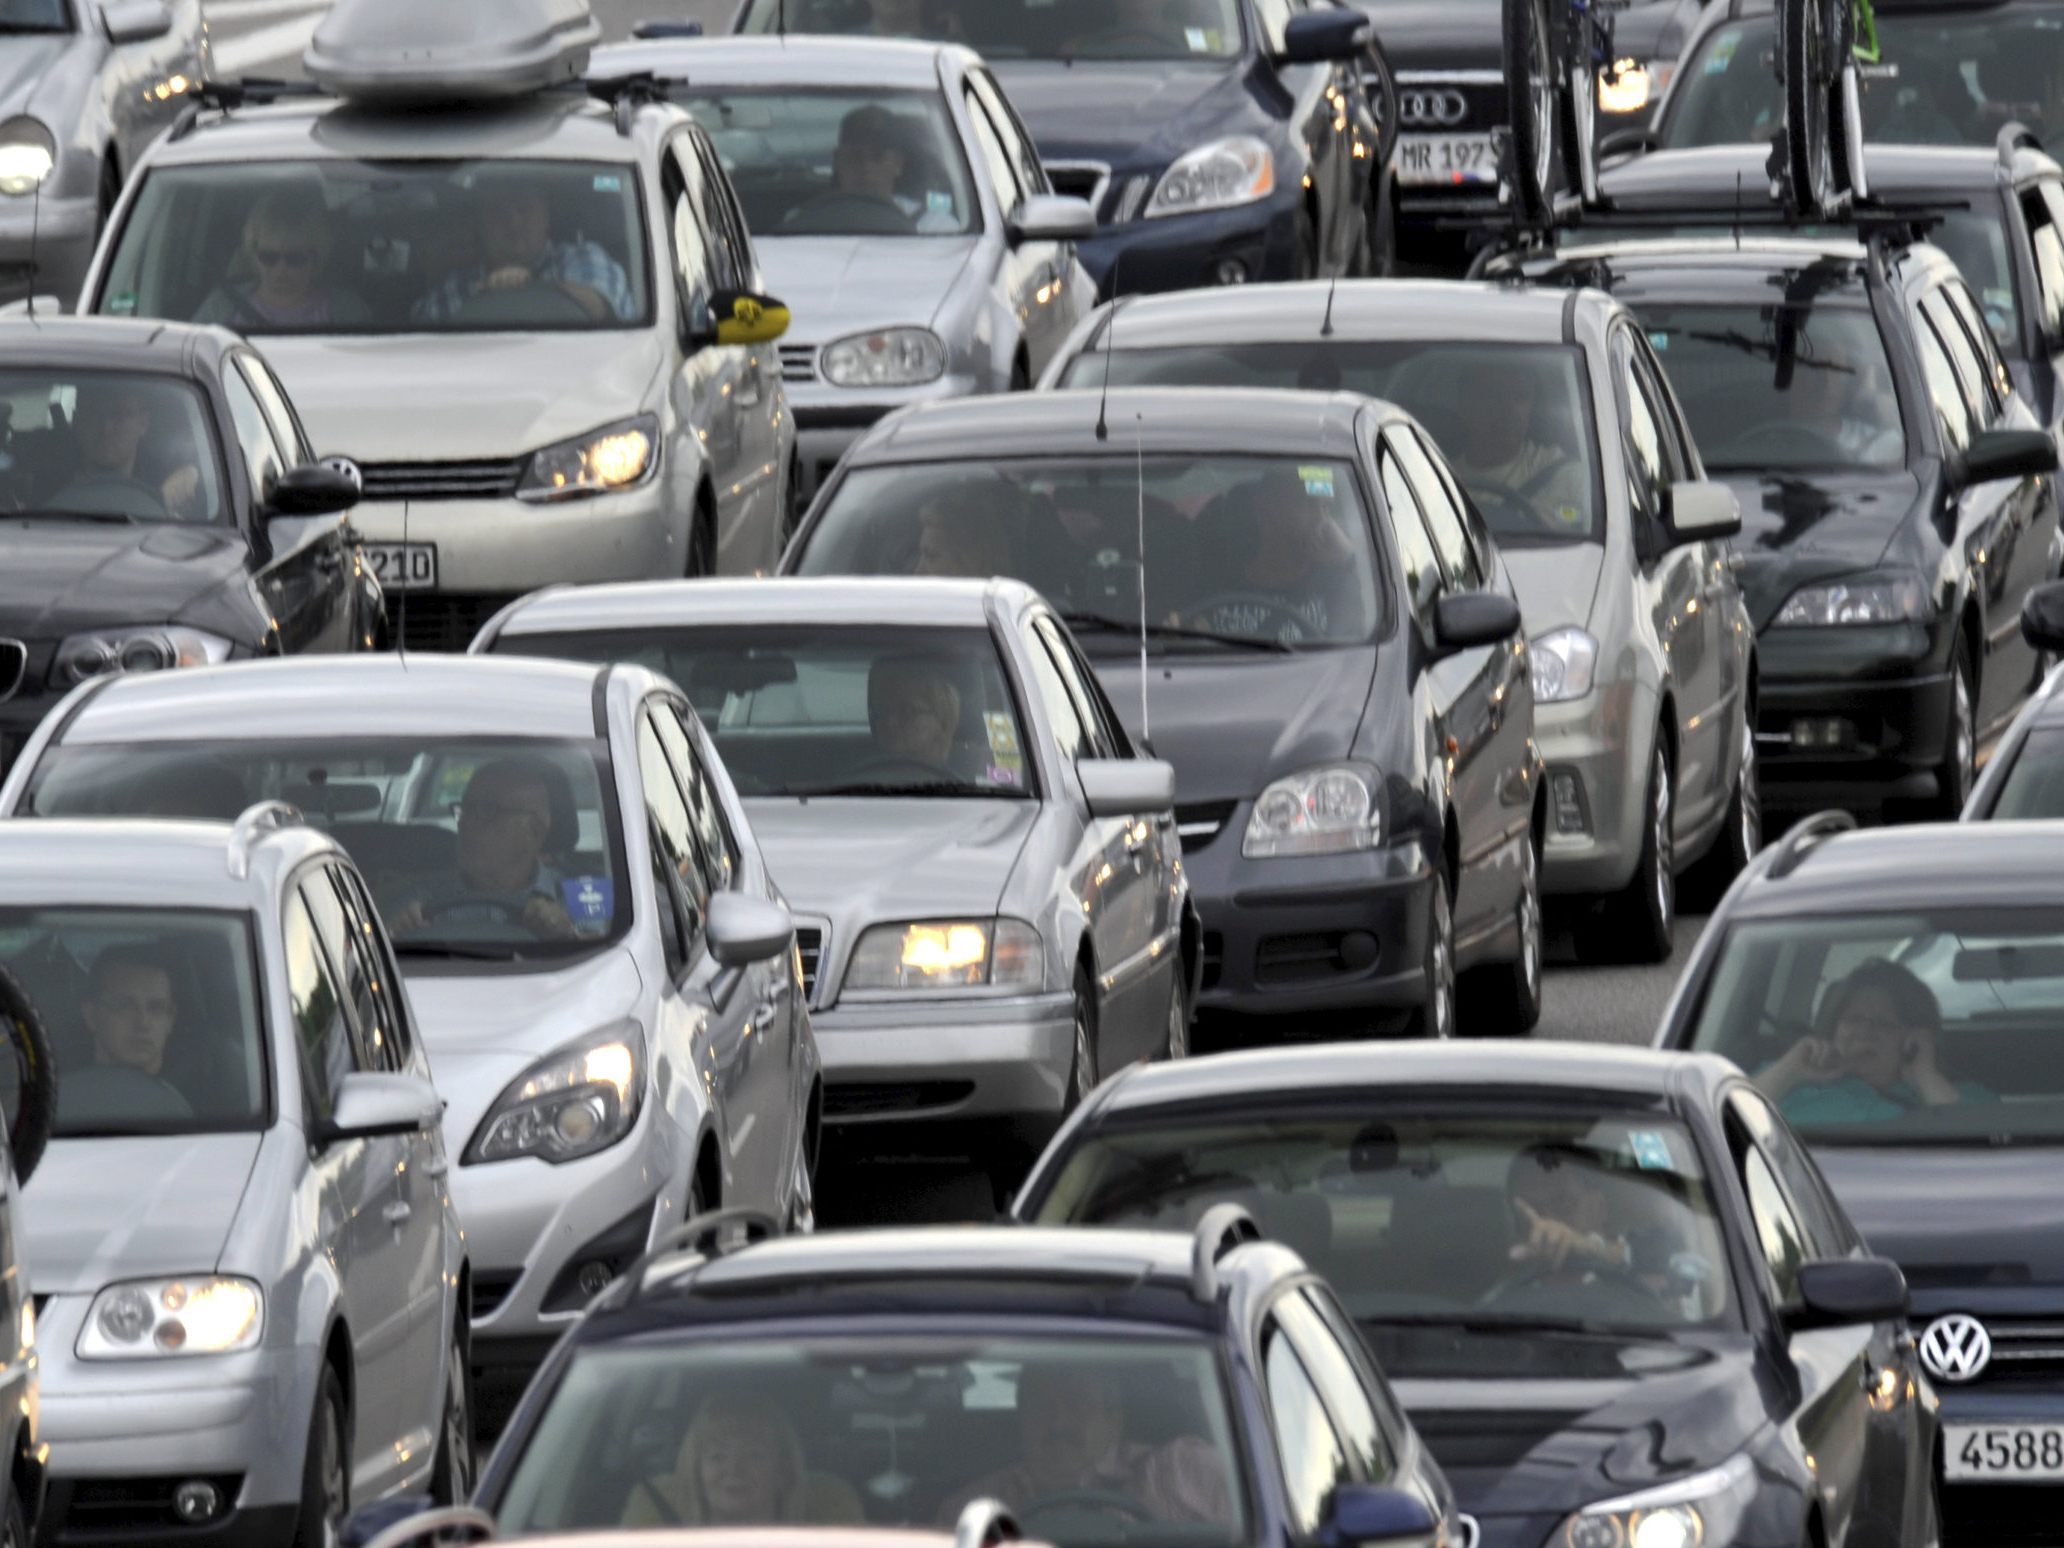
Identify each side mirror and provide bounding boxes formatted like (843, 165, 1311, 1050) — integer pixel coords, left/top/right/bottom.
(706, 890, 793, 968)
(631, 17, 704, 37)
(711, 289, 791, 348)
(1077, 757, 1176, 818)
(1432, 591, 1522, 654)
(1957, 426, 2059, 487)
(1666, 479, 1742, 544)
(1009, 194, 1096, 245)
(1280, 7, 1369, 63)
(267, 463, 359, 517)
(1598, 124, 1659, 163)
(102, 0, 172, 44)
(1323, 1483, 1440, 1546)
(1789, 1257, 1909, 1330)
(319, 1073, 441, 1145)
(2023, 578, 2064, 651)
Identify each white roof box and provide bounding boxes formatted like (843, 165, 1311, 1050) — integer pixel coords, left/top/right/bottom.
(304, 0, 601, 103)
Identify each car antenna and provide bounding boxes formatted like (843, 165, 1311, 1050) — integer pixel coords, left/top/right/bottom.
(777, 0, 786, 41)
(23, 177, 39, 323)
(1319, 273, 1338, 338)
(1134, 413, 1150, 741)
(1095, 250, 1127, 442)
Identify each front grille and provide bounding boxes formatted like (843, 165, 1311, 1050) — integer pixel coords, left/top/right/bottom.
(1394, 71, 1508, 133)
(1915, 1313, 2064, 1385)
(824, 1081, 975, 1119)
(0, 639, 23, 701)
(1257, 932, 1354, 985)
(358, 457, 525, 502)
(794, 924, 825, 1002)
(472, 1271, 521, 1320)
(54, 1474, 244, 1534)
(1045, 160, 1111, 218)
(779, 344, 818, 383)
(384, 592, 514, 654)
(1174, 800, 1237, 851)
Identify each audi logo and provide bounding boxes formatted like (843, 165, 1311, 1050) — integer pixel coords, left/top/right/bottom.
(1919, 1313, 1993, 1383)
(1399, 88, 1468, 127)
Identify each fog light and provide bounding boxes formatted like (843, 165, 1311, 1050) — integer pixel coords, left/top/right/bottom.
(1791, 717, 1855, 751)
(1338, 930, 1379, 970)
(1212, 258, 1248, 285)
(1550, 770, 1590, 836)
(577, 1260, 614, 1298)
(172, 1481, 221, 1524)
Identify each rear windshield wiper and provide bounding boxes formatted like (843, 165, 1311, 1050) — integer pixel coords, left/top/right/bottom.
(1058, 611, 1294, 655)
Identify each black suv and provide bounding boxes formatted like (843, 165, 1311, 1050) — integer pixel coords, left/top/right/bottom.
(0, 317, 371, 774)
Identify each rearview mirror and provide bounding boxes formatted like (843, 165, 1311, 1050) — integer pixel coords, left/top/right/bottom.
(711, 289, 791, 348)
(706, 891, 793, 968)
(1432, 591, 1521, 654)
(631, 17, 703, 37)
(268, 463, 359, 517)
(1666, 479, 1742, 543)
(2024, 579, 2064, 651)
(1790, 1257, 1909, 1329)
(1010, 194, 1096, 245)
(102, 0, 172, 45)
(1957, 427, 2059, 488)
(1280, 8, 1369, 63)
(320, 1073, 441, 1145)
(1078, 758, 1176, 818)
(1322, 1483, 1439, 1546)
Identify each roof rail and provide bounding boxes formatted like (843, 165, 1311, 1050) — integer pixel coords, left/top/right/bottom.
(226, 801, 303, 880)
(1999, 121, 2045, 171)
(584, 69, 675, 135)
(1189, 1202, 1261, 1305)
(631, 17, 705, 38)
(356, 1505, 496, 1548)
(623, 1206, 782, 1301)
(1765, 810, 1857, 881)
(952, 1499, 1023, 1548)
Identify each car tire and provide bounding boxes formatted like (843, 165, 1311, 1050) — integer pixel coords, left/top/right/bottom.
(1475, 831, 1542, 1033)
(779, 454, 805, 551)
(292, 1367, 349, 1548)
(1406, 869, 1456, 1039)
(0, 963, 57, 1185)
(1162, 970, 1190, 1061)
(687, 497, 717, 579)
(1685, 699, 1762, 907)
(1066, 966, 1098, 1106)
(1933, 641, 1977, 817)
(1294, 209, 1320, 281)
(1, 1475, 25, 1548)
(429, 1318, 474, 1505)
(1582, 739, 1674, 964)
(785, 1138, 816, 1234)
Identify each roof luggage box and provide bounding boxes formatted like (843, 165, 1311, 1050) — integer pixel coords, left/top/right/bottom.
(303, 0, 601, 102)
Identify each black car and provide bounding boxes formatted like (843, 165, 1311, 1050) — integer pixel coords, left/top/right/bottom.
(728, 0, 1384, 295)
(0, 317, 371, 774)
(1517, 229, 2060, 816)
(362, 1213, 1463, 1547)
(1014, 1042, 1938, 1548)
(781, 387, 1542, 1038)
(1654, 816, 2064, 1543)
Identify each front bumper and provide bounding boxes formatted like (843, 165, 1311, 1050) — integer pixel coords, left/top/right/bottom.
(1753, 623, 1953, 809)
(1074, 192, 1301, 299)
(349, 486, 690, 594)
(1930, 1385, 2064, 1542)
(1534, 688, 1647, 898)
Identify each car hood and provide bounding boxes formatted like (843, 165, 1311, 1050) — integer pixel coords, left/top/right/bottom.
(0, 34, 80, 117)
(257, 330, 669, 462)
(22, 1134, 262, 1294)
(1376, 1327, 1766, 1518)
(1502, 543, 1607, 637)
(0, 518, 252, 638)
(1712, 469, 1921, 628)
(989, 60, 1254, 169)
(746, 797, 1038, 921)
(1344, 0, 1499, 70)
(1086, 647, 1378, 803)
(759, 237, 978, 340)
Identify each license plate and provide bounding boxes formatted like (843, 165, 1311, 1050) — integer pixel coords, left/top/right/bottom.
(1397, 132, 1500, 188)
(362, 542, 437, 591)
(1945, 1424, 2064, 1481)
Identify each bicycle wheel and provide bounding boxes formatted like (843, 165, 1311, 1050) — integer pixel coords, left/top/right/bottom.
(1565, 49, 1599, 206)
(0, 967, 55, 1186)
(1778, 0, 1835, 214)
(1828, 0, 1866, 200)
(1504, 0, 1562, 223)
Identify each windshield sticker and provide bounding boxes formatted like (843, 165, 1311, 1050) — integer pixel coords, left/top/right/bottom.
(927, 190, 955, 215)
(986, 763, 1022, 787)
(1184, 27, 1221, 50)
(1556, 505, 1585, 527)
(593, 173, 623, 193)
(108, 291, 137, 316)
(1705, 32, 1740, 73)
(434, 762, 477, 810)
(1629, 1130, 1674, 1170)
(560, 876, 615, 931)
(1648, 331, 1669, 351)
(1297, 464, 1336, 497)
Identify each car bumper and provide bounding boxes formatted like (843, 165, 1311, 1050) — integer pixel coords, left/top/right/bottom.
(0, 196, 96, 310)
(789, 371, 981, 493)
(1534, 691, 1647, 898)
(1753, 623, 1953, 807)
(1931, 1386, 2064, 1542)
(350, 487, 691, 594)
(0, 687, 58, 781)
(1074, 193, 1301, 299)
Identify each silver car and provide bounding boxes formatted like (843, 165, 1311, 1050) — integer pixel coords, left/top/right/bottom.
(591, 35, 1097, 495)
(472, 577, 1191, 1198)
(0, 653, 822, 1378)
(0, 808, 468, 1545)
(0, 0, 205, 307)
(74, 0, 796, 651)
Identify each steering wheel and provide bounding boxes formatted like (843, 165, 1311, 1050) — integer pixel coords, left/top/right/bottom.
(781, 190, 915, 234)
(850, 754, 961, 784)
(1482, 1257, 1673, 1316)
(1186, 593, 1309, 643)
(1016, 1490, 1157, 1533)
(52, 471, 169, 521)
(450, 282, 595, 326)
(1465, 478, 1555, 535)
(1728, 423, 1847, 464)
(421, 896, 527, 922)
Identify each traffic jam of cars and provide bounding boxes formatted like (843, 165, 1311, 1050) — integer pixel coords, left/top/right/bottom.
(3, 0, 2064, 1543)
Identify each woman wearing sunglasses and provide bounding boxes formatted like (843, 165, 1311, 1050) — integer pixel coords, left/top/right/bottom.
(196, 189, 370, 332)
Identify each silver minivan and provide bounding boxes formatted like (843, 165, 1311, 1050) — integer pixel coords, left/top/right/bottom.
(0, 809, 469, 1546)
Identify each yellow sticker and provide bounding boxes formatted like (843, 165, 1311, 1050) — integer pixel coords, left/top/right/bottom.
(985, 712, 1022, 763)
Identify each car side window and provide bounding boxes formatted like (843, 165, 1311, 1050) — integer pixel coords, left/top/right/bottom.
(283, 888, 360, 1124)
(1943, 281, 2013, 407)
(236, 354, 312, 465)
(687, 129, 750, 293)
(1914, 312, 1976, 454)
(322, 864, 407, 1073)
(1729, 1089, 1852, 1260)
(1737, 1140, 1809, 1308)
(969, 69, 1048, 199)
(964, 87, 1026, 218)
(1617, 335, 1672, 527)
(1393, 429, 1483, 588)
(1035, 617, 1119, 759)
(1261, 1314, 1352, 1535)
(2034, 184, 2064, 340)
(639, 710, 711, 952)
(661, 140, 717, 332)
(222, 364, 287, 506)
(1278, 1290, 1396, 1483)
(1379, 438, 1444, 617)
(1022, 621, 1089, 760)
(656, 703, 739, 892)
(1925, 290, 1997, 428)
(648, 822, 690, 978)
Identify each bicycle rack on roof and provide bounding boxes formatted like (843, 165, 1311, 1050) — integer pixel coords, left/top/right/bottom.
(226, 800, 304, 880)
(1765, 810, 1858, 881)
(1189, 1203, 1262, 1306)
(953, 1499, 1024, 1548)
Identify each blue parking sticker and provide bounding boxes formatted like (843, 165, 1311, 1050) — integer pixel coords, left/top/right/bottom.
(593, 174, 623, 192)
(1629, 1130, 1673, 1170)
(561, 876, 616, 929)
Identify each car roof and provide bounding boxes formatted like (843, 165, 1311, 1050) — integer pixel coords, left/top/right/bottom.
(491, 577, 1037, 636)
(152, 90, 658, 165)
(53, 655, 613, 747)
(0, 316, 239, 372)
(1068, 279, 1595, 348)
(593, 34, 968, 88)
(1531, 236, 1878, 301)
(1735, 821, 2064, 917)
(1601, 141, 2057, 204)
(0, 814, 336, 910)
(847, 388, 1381, 464)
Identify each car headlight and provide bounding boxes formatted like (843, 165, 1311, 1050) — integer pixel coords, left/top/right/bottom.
(820, 327, 946, 388)
(78, 1277, 262, 1359)
(1530, 627, 1599, 703)
(844, 919, 1044, 993)
(464, 1022, 645, 1165)
(53, 626, 232, 687)
(1772, 572, 1932, 627)
(1597, 58, 1674, 115)
(1146, 136, 1275, 219)
(1243, 763, 1382, 858)
(1557, 1454, 1754, 1548)
(516, 415, 658, 502)
(0, 117, 54, 197)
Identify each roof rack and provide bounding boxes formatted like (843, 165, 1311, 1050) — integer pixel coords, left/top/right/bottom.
(620, 1206, 782, 1302)
(355, 1506, 497, 1548)
(1189, 1203, 1262, 1305)
(171, 76, 329, 139)
(226, 801, 303, 881)
(584, 69, 678, 135)
(1999, 121, 2045, 173)
(953, 1500, 1023, 1548)
(1765, 810, 1857, 881)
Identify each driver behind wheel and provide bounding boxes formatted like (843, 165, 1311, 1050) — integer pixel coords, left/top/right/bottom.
(1187, 464, 1365, 642)
(1786, 352, 1902, 466)
(52, 380, 205, 522)
(388, 757, 580, 941)
(414, 181, 636, 324)
(1440, 361, 1588, 535)
(867, 656, 963, 770)
(68, 944, 192, 1119)
(821, 105, 958, 234)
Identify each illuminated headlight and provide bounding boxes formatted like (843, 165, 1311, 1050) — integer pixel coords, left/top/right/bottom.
(78, 1277, 261, 1359)
(517, 415, 658, 502)
(54, 626, 231, 687)
(1243, 763, 1381, 858)
(1597, 59, 1673, 115)
(844, 918, 1044, 993)
(0, 117, 54, 197)
(464, 1022, 644, 1165)
(1531, 627, 1600, 703)
(821, 327, 946, 388)
(1146, 136, 1275, 219)
(1558, 1454, 1754, 1548)
(1773, 572, 1931, 627)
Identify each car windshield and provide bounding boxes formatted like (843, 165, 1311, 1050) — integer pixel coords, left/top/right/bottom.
(495, 625, 1037, 799)
(95, 160, 652, 335)
(492, 1332, 1249, 1543)
(0, 907, 266, 1136)
(1991, 727, 2064, 814)
(1033, 1110, 1737, 1334)
(1662, 7, 2064, 148)
(0, 0, 69, 31)
(0, 370, 228, 525)
(736, 0, 1245, 60)
(1638, 301, 1906, 471)
(23, 738, 629, 966)
(678, 89, 978, 237)
(799, 456, 1386, 649)
(1060, 342, 1604, 545)
(1684, 909, 2064, 1144)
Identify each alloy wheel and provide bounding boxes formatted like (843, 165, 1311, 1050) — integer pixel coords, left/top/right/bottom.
(1164, 981, 1189, 1061)
(1072, 997, 1097, 1097)
(442, 1333, 474, 1501)
(319, 1394, 346, 1548)
(1738, 724, 1762, 861)
(1426, 876, 1456, 1039)
(1650, 750, 1675, 933)
(1950, 664, 1975, 807)
(1516, 837, 1542, 1009)
(787, 1147, 817, 1234)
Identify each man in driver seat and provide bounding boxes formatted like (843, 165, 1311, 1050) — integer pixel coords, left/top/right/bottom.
(415, 182, 636, 325)
(53, 381, 204, 521)
(388, 757, 581, 941)
(80, 945, 178, 1083)
(1442, 364, 1588, 533)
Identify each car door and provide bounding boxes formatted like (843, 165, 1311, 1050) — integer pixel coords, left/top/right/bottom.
(962, 75, 1050, 372)
(1257, 1302, 1367, 1544)
(224, 355, 351, 654)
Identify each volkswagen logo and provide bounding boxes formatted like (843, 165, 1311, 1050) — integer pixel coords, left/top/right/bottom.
(1399, 88, 1468, 128)
(1919, 1313, 1993, 1382)
(321, 455, 363, 496)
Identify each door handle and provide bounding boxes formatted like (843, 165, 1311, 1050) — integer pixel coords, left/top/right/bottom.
(382, 1201, 412, 1226)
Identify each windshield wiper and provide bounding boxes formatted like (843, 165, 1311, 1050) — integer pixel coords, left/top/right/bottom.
(8, 508, 134, 525)
(1365, 1313, 1632, 1338)
(1058, 611, 1295, 655)
(792, 781, 1001, 799)
(391, 940, 526, 962)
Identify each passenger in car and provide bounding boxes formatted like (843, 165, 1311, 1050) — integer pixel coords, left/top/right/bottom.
(867, 657, 963, 772)
(914, 494, 1013, 579)
(623, 1392, 864, 1526)
(415, 184, 635, 325)
(194, 191, 371, 332)
(52, 381, 204, 521)
(386, 758, 581, 940)
(1761, 960, 1991, 1124)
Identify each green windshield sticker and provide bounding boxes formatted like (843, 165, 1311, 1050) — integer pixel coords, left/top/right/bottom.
(108, 292, 137, 316)
(1297, 464, 1335, 497)
(1705, 32, 1740, 72)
